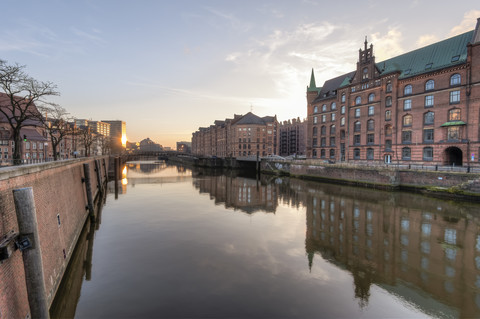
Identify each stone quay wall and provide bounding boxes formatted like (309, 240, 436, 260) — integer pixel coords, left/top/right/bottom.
(0, 157, 109, 319)
(261, 160, 480, 198)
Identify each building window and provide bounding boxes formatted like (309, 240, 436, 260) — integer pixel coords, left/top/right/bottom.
(367, 148, 374, 160)
(313, 116, 318, 124)
(320, 149, 325, 158)
(355, 96, 361, 105)
(367, 133, 374, 144)
(386, 81, 392, 93)
(404, 85, 412, 95)
(313, 149, 317, 158)
(322, 115, 326, 123)
(424, 111, 434, 125)
(354, 135, 361, 145)
(331, 113, 336, 121)
(425, 95, 434, 108)
(385, 110, 391, 121)
(450, 74, 461, 86)
(313, 138, 318, 146)
(402, 147, 411, 160)
(368, 106, 374, 116)
(354, 148, 361, 159)
(403, 114, 412, 127)
(450, 90, 460, 104)
(354, 121, 361, 132)
(25, 141, 30, 149)
(322, 104, 327, 112)
(368, 93, 375, 102)
(385, 125, 392, 136)
(330, 137, 336, 146)
(340, 130, 345, 140)
(321, 137, 326, 147)
(404, 99, 412, 110)
(448, 109, 461, 121)
(385, 139, 392, 150)
(341, 93, 346, 103)
(321, 126, 326, 136)
(330, 149, 335, 158)
(363, 67, 369, 80)
(314, 106, 318, 113)
(330, 125, 336, 135)
(423, 147, 433, 161)
(313, 126, 318, 136)
(402, 131, 412, 143)
(386, 96, 392, 107)
(340, 117, 345, 126)
(425, 80, 434, 91)
(448, 127, 460, 140)
(355, 108, 360, 118)
(367, 119, 374, 131)
(331, 102, 337, 110)
(424, 129, 434, 143)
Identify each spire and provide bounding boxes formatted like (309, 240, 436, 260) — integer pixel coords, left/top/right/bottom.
(472, 17, 480, 44)
(309, 68, 316, 89)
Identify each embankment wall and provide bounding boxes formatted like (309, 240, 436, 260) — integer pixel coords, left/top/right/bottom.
(261, 161, 480, 198)
(0, 157, 108, 319)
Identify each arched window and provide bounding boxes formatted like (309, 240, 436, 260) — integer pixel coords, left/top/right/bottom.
(402, 147, 411, 160)
(330, 125, 336, 135)
(367, 119, 374, 131)
(385, 110, 391, 121)
(368, 93, 375, 102)
(385, 96, 392, 107)
(354, 121, 361, 132)
(449, 109, 461, 121)
(423, 147, 433, 161)
(341, 93, 346, 103)
(354, 148, 361, 159)
(313, 105, 318, 113)
(403, 114, 412, 127)
(321, 125, 326, 136)
(450, 74, 461, 86)
(331, 102, 337, 110)
(424, 111, 434, 125)
(320, 149, 325, 158)
(367, 148, 374, 160)
(355, 96, 362, 105)
(322, 104, 327, 112)
(385, 125, 392, 136)
(363, 67, 369, 80)
(313, 126, 318, 136)
(425, 80, 434, 91)
(404, 84, 412, 95)
(386, 81, 392, 93)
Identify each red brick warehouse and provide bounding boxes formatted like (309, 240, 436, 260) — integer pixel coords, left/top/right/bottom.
(307, 18, 480, 167)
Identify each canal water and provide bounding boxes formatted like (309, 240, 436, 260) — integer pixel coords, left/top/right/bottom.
(51, 161, 480, 318)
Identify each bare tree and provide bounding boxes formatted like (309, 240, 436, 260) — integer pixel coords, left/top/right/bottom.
(77, 125, 96, 157)
(0, 59, 59, 164)
(35, 104, 72, 161)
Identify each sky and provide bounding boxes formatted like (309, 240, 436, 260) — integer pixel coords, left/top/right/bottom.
(1, 1, 479, 148)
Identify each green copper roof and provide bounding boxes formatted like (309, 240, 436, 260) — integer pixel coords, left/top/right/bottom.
(378, 30, 474, 79)
(441, 121, 466, 127)
(307, 68, 322, 92)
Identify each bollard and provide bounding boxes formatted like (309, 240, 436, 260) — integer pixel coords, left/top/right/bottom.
(13, 188, 50, 319)
(83, 163, 95, 216)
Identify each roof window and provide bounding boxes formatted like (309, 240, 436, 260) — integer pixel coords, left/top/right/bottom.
(451, 55, 460, 62)
(404, 69, 411, 75)
(425, 63, 432, 70)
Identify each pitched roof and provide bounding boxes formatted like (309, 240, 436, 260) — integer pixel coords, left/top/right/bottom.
(234, 112, 274, 125)
(313, 29, 475, 94)
(0, 92, 42, 126)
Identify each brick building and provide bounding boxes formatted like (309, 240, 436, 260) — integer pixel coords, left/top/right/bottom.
(192, 112, 278, 158)
(307, 19, 480, 167)
(277, 117, 307, 157)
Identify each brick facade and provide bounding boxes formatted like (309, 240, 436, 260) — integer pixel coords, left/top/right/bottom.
(307, 19, 480, 167)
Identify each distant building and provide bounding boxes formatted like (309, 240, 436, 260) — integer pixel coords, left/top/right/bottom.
(176, 141, 191, 153)
(139, 138, 163, 152)
(277, 117, 307, 157)
(192, 112, 278, 158)
(102, 120, 126, 154)
(307, 19, 480, 166)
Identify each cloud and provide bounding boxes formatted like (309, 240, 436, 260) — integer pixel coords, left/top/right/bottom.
(416, 34, 439, 48)
(205, 7, 252, 33)
(448, 9, 480, 37)
(370, 28, 404, 60)
(70, 27, 106, 45)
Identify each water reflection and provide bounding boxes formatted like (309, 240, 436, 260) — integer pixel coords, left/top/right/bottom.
(53, 162, 480, 318)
